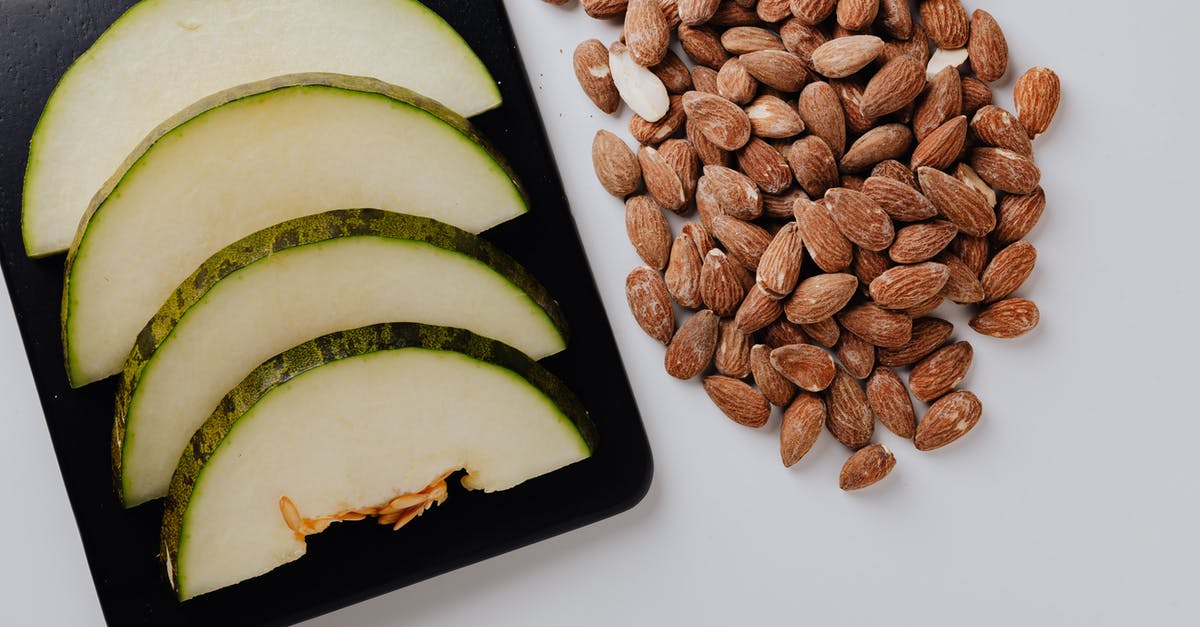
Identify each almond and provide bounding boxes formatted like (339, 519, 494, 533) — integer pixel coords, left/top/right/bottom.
(913, 66, 963, 141)
(925, 46, 969, 80)
(839, 444, 896, 490)
(877, 0, 913, 40)
(794, 198, 854, 272)
(870, 160, 919, 190)
(678, 0, 721, 25)
(870, 262, 951, 310)
(735, 284, 784, 333)
(801, 317, 841, 348)
(917, 167, 996, 237)
(665, 231, 704, 308)
(624, 0, 670, 67)
(841, 174, 866, 191)
(763, 188, 809, 220)
(967, 9, 1008, 82)
(825, 365, 874, 449)
(710, 1, 759, 26)
(994, 187, 1046, 245)
(739, 50, 810, 92)
(638, 145, 688, 212)
(969, 147, 1041, 195)
(763, 318, 811, 348)
(914, 390, 982, 451)
(981, 240, 1037, 303)
(691, 65, 720, 95)
(659, 0, 682, 29)
(798, 82, 847, 158)
(788, 136, 841, 197)
(665, 309, 719, 378)
(919, 0, 969, 49)
(861, 56, 926, 119)
(756, 221, 804, 298)
(699, 249, 746, 316)
(789, 0, 836, 25)
(1014, 66, 1061, 137)
(880, 21, 931, 66)
(610, 41, 671, 122)
(783, 273, 858, 324)
(838, 302, 912, 348)
(960, 75, 993, 116)
(715, 319, 754, 377)
(836, 330, 876, 379)
(704, 165, 763, 219)
(695, 175, 722, 231)
(650, 50, 694, 94)
(824, 187, 896, 251)
(970, 298, 1040, 339)
(810, 35, 885, 79)
(952, 163, 997, 209)
(717, 58, 758, 105)
(950, 233, 989, 277)
(659, 139, 700, 203)
(682, 90, 753, 150)
(592, 130, 642, 197)
(682, 222, 715, 258)
(781, 393, 825, 466)
(866, 367, 916, 438)
(722, 26, 786, 54)
(625, 195, 673, 269)
(629, 95, 686, 146)
(836, 0, 879, 31)
(703, 375, 771, 427)
(712, 215, 774, 269)
(752, 344, 798, 406)
(757, 0, 793, 24)
(770, 343, 837, 392)
(840, 124, 914, 173)
(626, 266, 676, 345)
(909, 340, 972, 402)
(910, 115, 967, 171)
(582, 0, 629, 19)
(831, 77, 875, 135)
(574, 40, 621, 114)
(686, 117, 731, 167)
(971, 105, 1033, 158)
(678, 24, 730, 70)
(853, 247, 892, 286)
(862, 176, 938, 223)
(889, 220, 958, 264)
(737, 138, 794, 194)
(746, 95, 807, 139)
(929, 252, 982, 305)
(877, 317, 952, 366)
(780, 17, 830, 66)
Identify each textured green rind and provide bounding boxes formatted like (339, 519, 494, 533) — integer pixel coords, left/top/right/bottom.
(110, 209, 568, 503)
(160, 322, 596, 597)
(22, 0, 501, 257)
(62, 72, 527, 384)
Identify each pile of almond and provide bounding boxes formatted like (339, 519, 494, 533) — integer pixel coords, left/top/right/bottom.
(550, 0, 1060, 490)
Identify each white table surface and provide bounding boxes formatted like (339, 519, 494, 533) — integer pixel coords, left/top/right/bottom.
(3, 1, 1199, 625)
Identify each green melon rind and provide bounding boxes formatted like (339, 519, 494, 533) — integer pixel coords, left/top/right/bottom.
(22, 0, 501, 257)
(160, 322, 595, 598)
(61, 73, 527, 385)
(111, 208, 568, 504)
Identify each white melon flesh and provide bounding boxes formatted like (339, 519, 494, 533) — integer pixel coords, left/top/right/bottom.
(23, 0, 500, 257)
(120, 235, 566, 507)
(169, 346, 591, 600)
(63, 78, 526, 386)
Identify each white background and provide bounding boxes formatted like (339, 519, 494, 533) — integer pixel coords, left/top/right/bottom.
(3, 1, 1199, 625)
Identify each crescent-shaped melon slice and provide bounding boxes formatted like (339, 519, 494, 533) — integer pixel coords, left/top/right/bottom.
(161, 323, 594, 600)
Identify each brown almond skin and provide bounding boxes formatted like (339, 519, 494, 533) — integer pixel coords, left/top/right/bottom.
(763, 188, 810, 221)
(715, 319, 753, 378)
(788, 136, 841, 197)
(700, 249, 746, 317)
(781, 16, 831, 67)
(919, 0, 970, 49)
(981, 240, 1037, 303)
(825, 366, 874, 450)
(915, 390, 982, 451)
(659, 139, 700, 204)
(879, 21, 930, 66)
(740, 50, 810, 92)
(918, 167, 996, 238)
(752, 344, 797, 407)
(734, 284, 784, 334)
(994, 188, 1046, 245)
(703, 376, 771, 428)
(867, 367, 916, 438)
(756, 222, 804, 298)
(665, 232, 704, 308)
(869, 262, 951, 310)
(665, 309, 719, 379)
(798, 82, 847, 158)
(889, 220, 958, 264)
(638, 145, 687, 212)
(574, 39, 620, 114)
(789, 0, 836, 25)
(877, 0, 913, 39)
(678, 24, 730, 69)
(626, 266, 676, 345)
(960, 76, 993, 117)
(650, 50, 694, 93)
(837, 0, 879, 31)
(593, 130, 642, 197)
(909, 341, 973, 402)
(837, 303, 912, 348)
(836, 330, 876, 379)
(762, 318, 810, 349)
(810, 35, 884, 79)
(704, 164, 763, 220)
(824, 188, 896, 252)
(678, 0, 721, 25)
(970, 298, 1040, 339)
(687, 119, 731, 169)
(682, 90, 752, 150)
(971, 105, 1033, 157)
(690, 65, 720, 95)
(910, 115, 968, 171)
(582, 0, 629, 19)
(717, 57, 758, 105)
(839, 444, 896, 490)
(794, 199, 854, 273)
(781, 393, 826, 466)
(913, 66, 962, 141)
(757, 0, 794, 25)
(951, 233, 990, 278)
(630, 95, 686, 146)
(722, 26, 786, 54)
(862, 176, 938, 223)
(800, 317, 841, 348)
(968, 9, 1008, 82)
(710, 1, 759, 26)
(625, 195, 672, 270)
(770, 343, 836, 392)
(738, 138, 793, 195)
(861, 56, 926, 119)
(937, 251, 986, 304)
(970, 148, 1042, 195)
(840, 124, 914, 174)
(877, 317, 953, 367)
(784, 273, 859, 324)
(682, 222, 715, 258)
(903, 295, 944, 318)
(853, 248, 892, 287)
(831, 77, 875, 136)
(746, 95, 807, 139)
(870, 160, 918, 189)
(712, 214, 773, 270)
(625, 0, 671, 67)
(1014, 67, 1061, 137)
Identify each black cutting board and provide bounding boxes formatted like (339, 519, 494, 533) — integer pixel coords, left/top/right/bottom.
(0, 1, 652, 625)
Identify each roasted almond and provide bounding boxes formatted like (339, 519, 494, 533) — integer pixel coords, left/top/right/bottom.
(650, 50, 694, 94)
(798, 81, 847, 158)
(665, 231, 704, 308)
(866, 366, 916, 438)
(967, 9, 1007, 82)
(757, 0, 794, 24)
(910, 115, 967, 171)
(877, 0, 913, 40)
(936, 251, 985, 304)
(691, 65, 720, 95)
(717, 57, 758, 105)
(665, 309, 719, 379)
(810, 35, 884, 78)
(752, 344, 798, 407)
(909, 340, 973, 402)
(630, 94, 686, 145)
(763, 187, 810, 220)
(970, 298, 1040, 339)
(971, 105, 1032, 158)
(682, 90, 753, 150)
(825, 365, 874, 450)
(862, 177, 938, 224)
(735, 284, 784, 333)
(659, 139, 700, 203)
(969, 147, 1041, 195)
(698, 249, 745, 316)
(703, 376, 771, 428)
(574, 39, 620, 114)
(839, 444, 896, 490)
(914, 390, 982, 451)
(879, 21, 931, 66)
(878, 316, 953, 366)
(794, 198, 853, 272)
(836, 0, 879, 31)
(624, 0, 671, 67)
(831, 77, 875, 135)
(960, 75, 993, 116)
(592, 130, 642, 197)
(745, 94, 807, 139)
(625, 195, 673, 269)
(763, 318, 811, 348)
(870, 262, 951, 310)
(710, 1, 759, 26)
(861, 56, 926, 119)
(781, 392, 825, 466)
(838, 302, 912, 348)
(638, 145, 688, 212)
(889, 220, 958, 264)
(712, 214, 774, 269)
(1014, 66, 1061, 137)
(840, 124, 914, 173)
(836, 330, 876, 379)
(756, 221, 804, 298)
(824, 187, 896, 251)
(626, 266, 675, 345)
(686, 117, 731, 167)
(783, 273, 859, 324)
(715, 318, 754, 378)
(800, 317, 841, 348)
(678, 0, 721, 25)
(903, 294, 944, 318)
(704, 164, 764, 219)
(917, 167, 996, 237)
(913, 65, 963, 141)
(994, 187, 1046, 245)
(737, 138, 794, 194)
(789, 0, 837, 25)
(678, 24, 730, 69)
(582, 0, 629, 19)
(981, 240, 1037, 303)
(919, 0, 969, 49)
(771, 343, 837, 392)
(853, 247, 892, 286)
(870, 159, 919, 189)
(722, 26, 787, 54)
(788, 136, 841, 197)
(780, 17, 830, 66)
(740, 50, 810, 92)
(950, 232, 989, 277)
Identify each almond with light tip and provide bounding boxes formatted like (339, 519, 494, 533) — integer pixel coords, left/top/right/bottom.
(752, 344, 797, 407)
(575, 39, 620, 114)
(665, 309, 720, 379)
(770, 344, 837, 392)
(970, 298, 1040, 339)
(781, 393, 825, 466)
(909, 341, 973, 402)
(915, 390, 982, 451)
(1014, 67, 1061, 137)
(839, 444, 896, 490)
(683, 90, 753, 150)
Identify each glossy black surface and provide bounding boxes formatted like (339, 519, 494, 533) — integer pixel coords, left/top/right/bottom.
(0, 2, 652, 625)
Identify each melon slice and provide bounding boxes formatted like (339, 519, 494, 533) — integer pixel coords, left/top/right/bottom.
(23, 0, 501, 257)
(161, 323, 595, 600)
(62, 74, 526, 387)
(113, 209, 567, 507)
